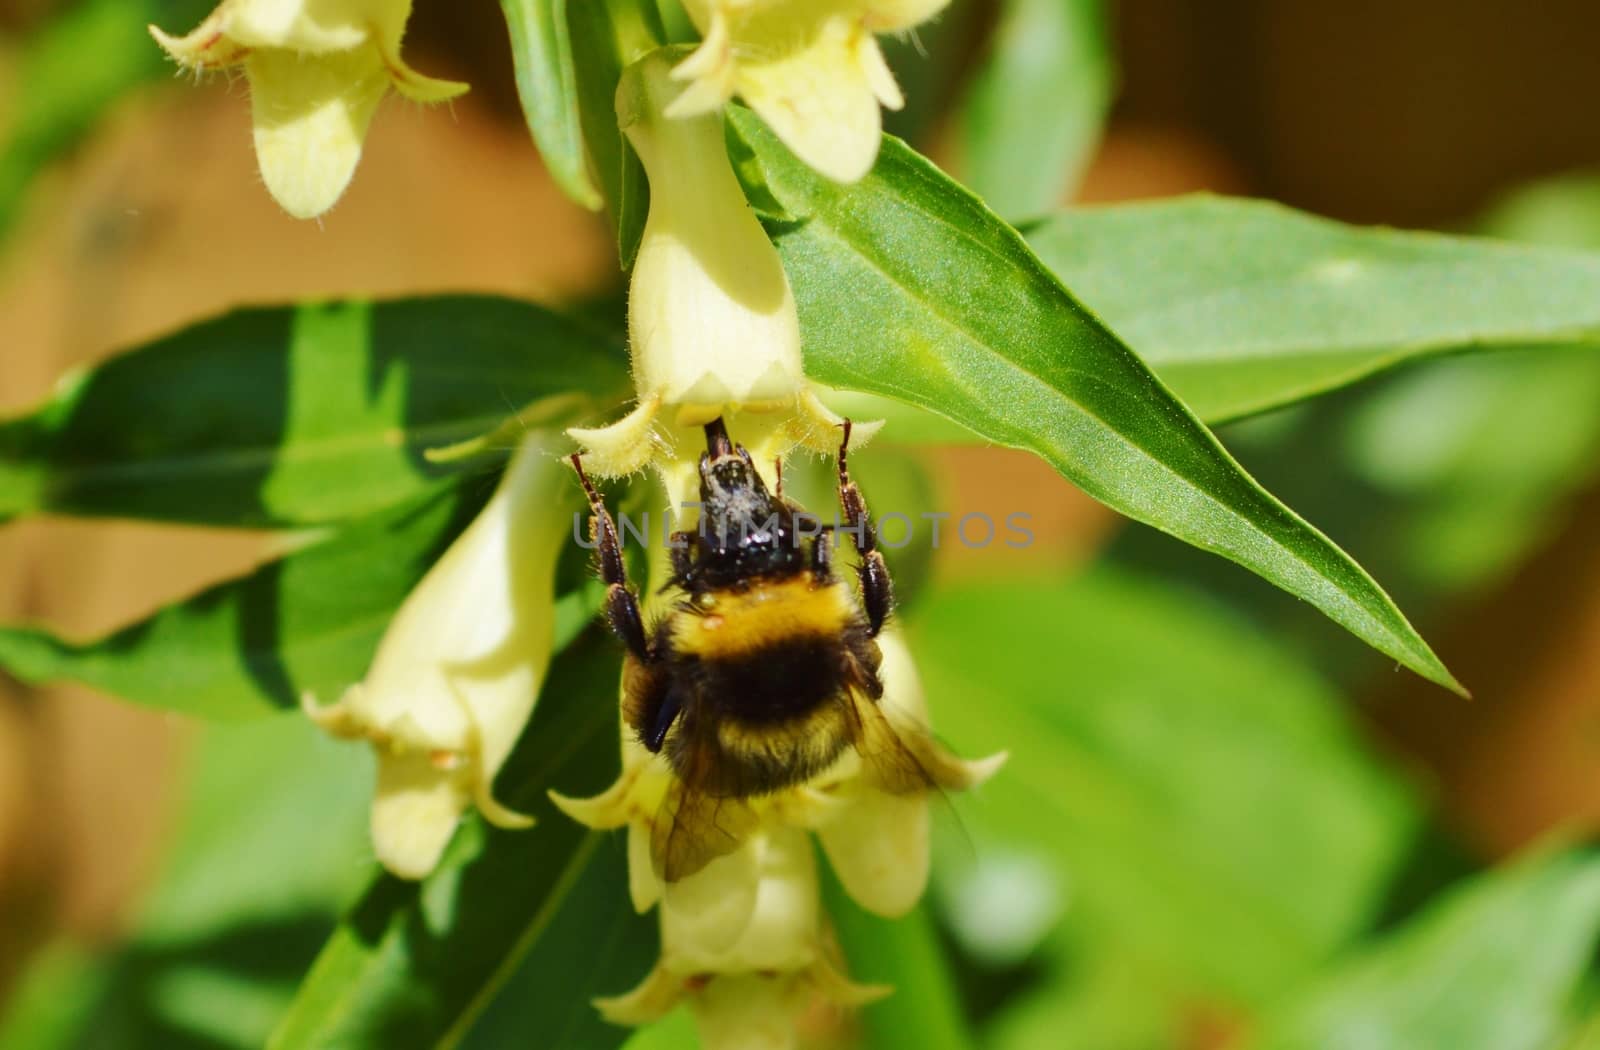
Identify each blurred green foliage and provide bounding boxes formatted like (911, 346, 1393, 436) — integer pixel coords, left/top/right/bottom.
(0, 0, 212, 241)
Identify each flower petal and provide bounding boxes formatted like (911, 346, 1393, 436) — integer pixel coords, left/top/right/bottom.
(691, 974, 805, 1050)
(628, 823, 662, 912)
(568, 395, 665, 480)
(550, 749, 672, 830)
(619, 53, 806, 414)
(666, 8, 736, 117)
(439, 438, 572, 785)
(473, 781, 534, 830)
(817, 788, 929, 917)
(370, 748, 470, 879)
(245, 45, 390, 218)
(732, 15, 885, 183)
(863, 0, 953, 32)
(149, 17, 250, 68)
(808, 955, 893, 1008)
(857, 35, 903, 110)
(309, 434, 570, 878)
(677, 828, 819, 973)
(652, 778, 763, 882)
(661, 836, 763, 956)
(220, 0, 373, 51)
(388, 64, 470, 103)
(594, 961, 683, 1025)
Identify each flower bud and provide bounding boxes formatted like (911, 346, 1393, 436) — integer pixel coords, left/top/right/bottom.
(304, 433, 571, 879)
(151, 0, 466, 218)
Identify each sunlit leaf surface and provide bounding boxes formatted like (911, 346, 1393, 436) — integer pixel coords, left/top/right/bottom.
(733, 114, 1460, 693)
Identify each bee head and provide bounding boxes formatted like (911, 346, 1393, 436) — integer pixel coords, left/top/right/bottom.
(688, 417, 802, 586)
(697, 417, 771, 502)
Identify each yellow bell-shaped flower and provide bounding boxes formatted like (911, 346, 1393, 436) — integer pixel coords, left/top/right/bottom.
(304, 432, 571, 879)
(811, 627, 1006, 917)
(595, 826, 886, 1050)
(151, 0, 467, 219)
(570, 51, 857, 480)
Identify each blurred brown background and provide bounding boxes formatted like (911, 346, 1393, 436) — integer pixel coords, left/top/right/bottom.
(3, 0, 1600, 1014)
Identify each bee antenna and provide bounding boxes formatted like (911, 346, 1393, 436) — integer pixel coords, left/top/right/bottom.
(703, 416, 734, 459)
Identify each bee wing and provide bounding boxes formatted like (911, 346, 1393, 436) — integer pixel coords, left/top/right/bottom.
(844, 684, 936, 795)
(846, 684, 1005, 795)
(650, 778, 762, 883)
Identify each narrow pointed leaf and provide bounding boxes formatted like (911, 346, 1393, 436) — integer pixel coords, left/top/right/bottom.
(0, 489, 482, 718)
(0, 297, 625, 527)
(500, 0, 602, 209)
(961, 0, 1113, 219)
(823, 875, 975, 1050)
(1025, 196, 1600, 421)
(1252, 848, 1600, 1050)
(567, 0, 664, 266)
(731, 113, 1461, 694)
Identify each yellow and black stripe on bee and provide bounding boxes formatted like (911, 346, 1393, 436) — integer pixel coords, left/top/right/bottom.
(571, 416, 911, 877)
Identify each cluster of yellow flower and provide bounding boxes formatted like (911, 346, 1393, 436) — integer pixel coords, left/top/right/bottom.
(556, 624, 1002, 1040)
(152, 2, 999, 1045)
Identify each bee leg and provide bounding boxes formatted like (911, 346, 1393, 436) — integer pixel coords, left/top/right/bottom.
(836, 420, 894, 637)
(644, 686, 684, 752)
(810, 525, 835, 578)
(570, 454, 651, 663)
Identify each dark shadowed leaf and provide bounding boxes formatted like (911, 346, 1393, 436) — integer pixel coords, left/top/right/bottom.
(0, 488, 485, 718)
(0, 297, 625, 527)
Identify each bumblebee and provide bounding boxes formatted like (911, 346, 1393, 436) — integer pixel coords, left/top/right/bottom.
(572, 417, 930, 880)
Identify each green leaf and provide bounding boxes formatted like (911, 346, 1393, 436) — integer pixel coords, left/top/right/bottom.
(0, 296, 625, 527)
(960, 0, 1113, 220)
(456, 834, 651, 1050)
(140, 717, 376, 942)
(500, 0, 602, 210)
(0, 488, 486, 719)
(909, 567, 1420, 1002)
(270, 632, 654, 1050)
(0, 0, 214, 241)
(1475, 172, 1600, 250)
(0, 714, 372, 1050)
(1024, 195, 1600, 422)
(732, 113, 1461, 694)
(1251, 848, 1600, 1050)
(622, 1010, 698, 1050)
(823, 870, 974, 1050)
(0, 945, 110, 1050)
(980, 933, 1179, 1050)
(567, 0, 665, 266)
